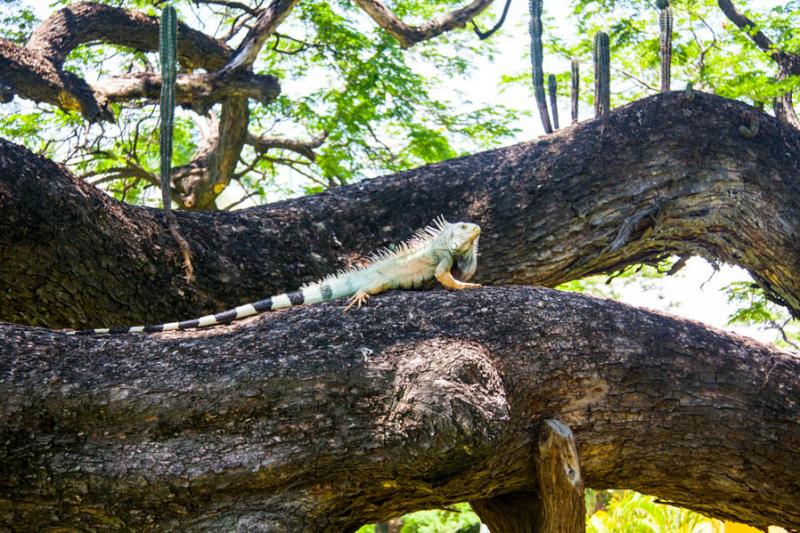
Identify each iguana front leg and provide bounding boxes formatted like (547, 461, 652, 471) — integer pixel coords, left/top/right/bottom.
(435, 256, 481, 290)
(345, 278, 392, 310)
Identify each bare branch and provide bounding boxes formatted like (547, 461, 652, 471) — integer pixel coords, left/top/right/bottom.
(717, 0, 775, 56)
(192, 0, 259, 17)
(27, 2, 231, 70)
(354, 0, 495, 49)
(246, 131, 327, 161)
(100, 70, 280, 110)
(471, 0, 512, 40)
(223, 0, 299, 72)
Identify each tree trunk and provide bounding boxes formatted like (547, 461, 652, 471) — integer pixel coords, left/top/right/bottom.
(0, 287, 798, 531)
(2, 92, 799, 329)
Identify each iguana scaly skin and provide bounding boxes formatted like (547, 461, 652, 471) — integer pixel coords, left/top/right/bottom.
(74, 217, 481, 334)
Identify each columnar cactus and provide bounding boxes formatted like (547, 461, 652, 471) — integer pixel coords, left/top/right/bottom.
(158, 5, 194, 280)
(658, 0, 672, 92)
(529, 0, 553, 133)
(160, 5, 177, 210)
(593, 31, 610, 117)
(571, 59, 579, 123)
(548, 74, 559, 130)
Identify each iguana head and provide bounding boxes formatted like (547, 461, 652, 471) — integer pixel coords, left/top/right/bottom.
(444, 221, 481, 281)
(445, 221, 481, 254)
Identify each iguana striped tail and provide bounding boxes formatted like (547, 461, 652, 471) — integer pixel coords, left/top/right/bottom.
(73, 284, 335, 334)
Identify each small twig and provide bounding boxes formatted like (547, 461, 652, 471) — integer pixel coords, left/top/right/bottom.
(223, 190, 262, 211)
(471, 0, 512, 40)
(614, 67, 658, 93)
(666, 255, 689, 276)
(769, 320, 800, 350)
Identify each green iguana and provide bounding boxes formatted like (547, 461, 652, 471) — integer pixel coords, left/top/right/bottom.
(74, 217, 481, 334)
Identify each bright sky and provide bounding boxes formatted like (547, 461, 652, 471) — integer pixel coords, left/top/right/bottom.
(17, 0, 793, 346)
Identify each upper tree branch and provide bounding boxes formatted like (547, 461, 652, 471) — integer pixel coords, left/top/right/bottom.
(354, 0, 495, 48)
(27, 2, 231, 69)
(101, 70, 280, 111)
(222, 0, 299, 72)
(1, 2, 286, 122)
(174, 0, 299, 209)
(0, 288, 798, 530)
(2, 92, 799, 327)
(0, 38, 114, 122)
(246, 131, 328, 160)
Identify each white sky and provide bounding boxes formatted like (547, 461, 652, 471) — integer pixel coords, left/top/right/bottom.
(17, 0, 794, 346)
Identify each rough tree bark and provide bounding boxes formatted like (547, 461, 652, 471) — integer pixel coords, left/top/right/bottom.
(0, 288, 798, 531)
(2, 92, 798, 329)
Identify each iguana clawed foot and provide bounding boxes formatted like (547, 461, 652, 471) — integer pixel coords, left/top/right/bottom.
(345, 289, 370, 311)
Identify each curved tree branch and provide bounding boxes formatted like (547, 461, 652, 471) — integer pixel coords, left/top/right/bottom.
(1, 92, 799, 328)
(354, 0, 495, 48)
(0, 288, 798, 530)
(0, 2, 284, 121)
(27, 2, 231, 69)
(0, 38, 114, 122)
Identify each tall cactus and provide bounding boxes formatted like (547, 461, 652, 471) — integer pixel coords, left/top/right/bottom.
(529, 0, 553, 134)
(160, 5, 177, 210)
(658, 0, 672, 92)
(593, 31, 610, 117)
(159, 5, 194, 280)
(548, 74, 559, 130)
(571, 59, 579, 124)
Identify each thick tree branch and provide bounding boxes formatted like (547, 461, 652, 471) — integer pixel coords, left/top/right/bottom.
(0, 38, 114, 122)
(27, 2, 231, 69)
(100, 70, 280, 110)
(0, 288, 798, 530)
(179, 0, 297, 209)
(354, 0, 495, 48)
(2, 92, 799, 328)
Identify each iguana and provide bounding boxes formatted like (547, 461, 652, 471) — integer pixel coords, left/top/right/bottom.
(74, 217, 481, 334)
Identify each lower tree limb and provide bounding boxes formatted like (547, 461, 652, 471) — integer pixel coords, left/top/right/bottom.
(535, 420, 585, 533)
(0, 287, 798, 530)
(470, 420, 585, 533)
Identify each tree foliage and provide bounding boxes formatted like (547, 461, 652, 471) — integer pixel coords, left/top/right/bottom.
(1, 0, 518, 207)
